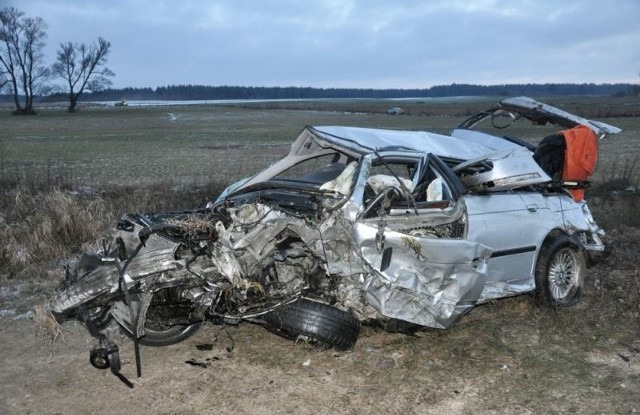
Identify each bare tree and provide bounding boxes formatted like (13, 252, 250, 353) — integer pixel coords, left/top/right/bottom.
(51, 37, 114, 112)
(0, 69, 8, 91)
(0, 7, 48, 114)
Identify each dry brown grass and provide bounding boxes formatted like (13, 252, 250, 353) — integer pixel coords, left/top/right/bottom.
(0, 178, 227, 280)
(165, 214, 219, 241)
(0, 189, 112, 278)
(33, 303, 64, 345)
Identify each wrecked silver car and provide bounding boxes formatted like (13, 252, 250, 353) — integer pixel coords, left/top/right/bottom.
(49, 97, 620, 382)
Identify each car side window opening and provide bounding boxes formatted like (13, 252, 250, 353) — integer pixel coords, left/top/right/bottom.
(412, 165, 454, 204)
(366, 161, 415, 193)
(362, 156, 466, 239)
(363, 157, 455, 217)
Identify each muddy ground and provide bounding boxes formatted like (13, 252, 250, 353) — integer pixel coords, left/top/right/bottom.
(1, 226, 639, 415)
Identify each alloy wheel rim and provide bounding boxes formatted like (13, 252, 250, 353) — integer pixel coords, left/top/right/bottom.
(548, 249, 579, 300)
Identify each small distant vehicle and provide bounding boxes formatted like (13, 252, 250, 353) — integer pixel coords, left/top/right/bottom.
(114, 99, 128, 107)
(49, 97, 620, 383)
(386, 106, 404, 115)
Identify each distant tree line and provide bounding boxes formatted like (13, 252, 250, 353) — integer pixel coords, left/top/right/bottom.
(2, 7, 638, 110)
(0, 7, 113, 114)
(34, 82, 634, 102)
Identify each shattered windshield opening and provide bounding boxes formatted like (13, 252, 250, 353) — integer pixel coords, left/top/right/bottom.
(272, 152, 355, 186)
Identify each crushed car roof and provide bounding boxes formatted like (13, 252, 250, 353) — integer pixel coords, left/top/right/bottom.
(309, 125, 495, 160)
(310, 97, 621, 160)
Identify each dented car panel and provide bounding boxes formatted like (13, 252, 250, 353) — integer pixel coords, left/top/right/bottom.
(310, 125, 493, 160)
(207, 97, 619, 325)
(354, 221, 491, 328)
(453, 147, 551, 191)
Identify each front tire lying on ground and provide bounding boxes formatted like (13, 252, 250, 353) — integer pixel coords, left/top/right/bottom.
(264, 298, 361, 350)
(535, 235, 586, 307)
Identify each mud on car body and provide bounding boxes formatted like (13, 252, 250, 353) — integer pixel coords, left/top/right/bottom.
(49, 97, 620, 381)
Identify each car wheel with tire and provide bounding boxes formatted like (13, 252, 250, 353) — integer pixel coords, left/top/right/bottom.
(535, 235, 585, 307)
(264, 298, 361, 350)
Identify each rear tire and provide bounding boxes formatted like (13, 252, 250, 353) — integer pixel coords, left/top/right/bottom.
(535, 235, 585, 307)
(264, 298, 360, 350)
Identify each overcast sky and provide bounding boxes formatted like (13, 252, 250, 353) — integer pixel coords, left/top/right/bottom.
(7, 0, 640, 89)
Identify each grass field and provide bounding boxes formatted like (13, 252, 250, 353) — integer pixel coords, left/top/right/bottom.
(0, 101, 463, 186)
(0, 96, 639, 414)
(1, 96, 637, 188)
(1, 95, 638, 272)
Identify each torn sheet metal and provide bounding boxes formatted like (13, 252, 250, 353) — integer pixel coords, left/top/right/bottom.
(50, 232, 177, 314)
(354, 223, 492, 328)
(216, 203, 364, 280)
(453, 147, 551, 191)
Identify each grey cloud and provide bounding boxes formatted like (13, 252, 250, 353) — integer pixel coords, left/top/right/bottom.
(6, 0, 640, 88)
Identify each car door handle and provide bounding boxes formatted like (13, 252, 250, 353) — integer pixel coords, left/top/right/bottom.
(526, 204, 538, 212)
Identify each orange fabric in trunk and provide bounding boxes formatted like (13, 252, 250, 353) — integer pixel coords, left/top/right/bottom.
(560, 125, 598, 201)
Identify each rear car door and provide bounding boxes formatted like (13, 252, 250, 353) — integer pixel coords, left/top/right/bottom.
(464, 192, 552, 301)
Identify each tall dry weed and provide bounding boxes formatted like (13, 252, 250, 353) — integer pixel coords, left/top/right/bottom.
(594, 155, 639, 194)
(0, 189, 115, 278)
(0, 179, 226, 281)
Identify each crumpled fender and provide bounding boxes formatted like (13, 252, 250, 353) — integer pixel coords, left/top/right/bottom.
(50, 233, 178, 315)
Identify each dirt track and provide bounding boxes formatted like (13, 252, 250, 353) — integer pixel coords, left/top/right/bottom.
(1, 281, 639, 415)
(2, 316, 477, 415)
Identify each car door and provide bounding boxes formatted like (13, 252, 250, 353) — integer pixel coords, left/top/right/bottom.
(353, 153, 492, 329)
(464, 192, 551, 301)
